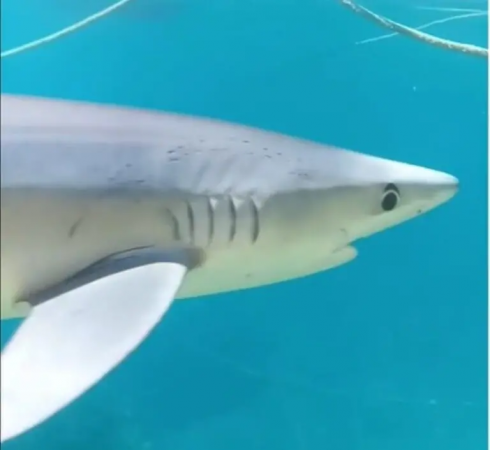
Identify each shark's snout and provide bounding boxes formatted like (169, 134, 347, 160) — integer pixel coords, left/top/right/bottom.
(372, 156, 459, 210)
(421, 169, 459, 209)
(421, 165, 459, 189)
(436, 174, 459, 203)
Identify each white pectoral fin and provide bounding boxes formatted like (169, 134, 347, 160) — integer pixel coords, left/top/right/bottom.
(1, 256, 188, 443)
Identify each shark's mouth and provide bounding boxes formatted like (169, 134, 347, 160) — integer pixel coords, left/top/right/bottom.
(335, 227, 353, 250)
(330, 245, 358, 270)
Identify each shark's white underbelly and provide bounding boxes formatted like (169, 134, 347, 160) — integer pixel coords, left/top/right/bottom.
(1, 193, 355, 319)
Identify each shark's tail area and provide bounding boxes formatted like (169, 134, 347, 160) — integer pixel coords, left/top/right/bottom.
(0, 249, 189, 443)
(339, 0, 488, 59)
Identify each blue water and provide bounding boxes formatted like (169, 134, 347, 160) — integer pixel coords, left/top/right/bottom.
(1, 0, 488, 448)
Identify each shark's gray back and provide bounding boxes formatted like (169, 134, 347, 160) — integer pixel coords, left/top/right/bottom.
(1, 95, 346, 199)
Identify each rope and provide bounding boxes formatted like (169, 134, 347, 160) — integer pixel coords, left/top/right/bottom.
(340, 0, 488, 59)
(1, 0, 133, 59)
(358, 11, 487, 45)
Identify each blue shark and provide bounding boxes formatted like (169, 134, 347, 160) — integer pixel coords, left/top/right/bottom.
(0, 94, 458, 442)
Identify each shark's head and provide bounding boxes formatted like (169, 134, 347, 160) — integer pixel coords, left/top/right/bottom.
(347, 153, 457, 243)
(289, 146, 459, 252)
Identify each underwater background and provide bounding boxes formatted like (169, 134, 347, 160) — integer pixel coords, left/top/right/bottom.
(1, 0, 488, 448)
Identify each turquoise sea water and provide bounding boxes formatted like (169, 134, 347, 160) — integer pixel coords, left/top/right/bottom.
(1, 0, 488, 449)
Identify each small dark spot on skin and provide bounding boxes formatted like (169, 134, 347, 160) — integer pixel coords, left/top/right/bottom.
(263, 148, 268, 151)
(169, 157, 179, 162)
(265, 155, 272, 159)
(246, 273, 252, 278)
(417, 209, 423, 214)
(294, 172, 310, 180)
(242, 140, 249, 144)
(68, 217, 84, 238)
(167, 149, 176, 154)
(276, 152, 282, 156)
(125, 163, 132, 168)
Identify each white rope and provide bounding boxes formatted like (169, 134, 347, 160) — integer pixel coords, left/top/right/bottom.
(416, 6, 486, 14)
(1, 0, 133, 59)
(339, 0, 488, 58)
(358, 11, 487, 45)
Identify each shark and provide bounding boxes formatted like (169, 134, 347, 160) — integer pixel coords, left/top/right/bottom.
(0, 94, 459, 442)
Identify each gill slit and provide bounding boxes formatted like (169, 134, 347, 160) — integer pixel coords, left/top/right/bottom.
(186, 200, 195, 243)
(250, 198, 260, 244)
(228, 196, 237, 242)
(165, 207, 181, 241)
(207, 197, 215, 246)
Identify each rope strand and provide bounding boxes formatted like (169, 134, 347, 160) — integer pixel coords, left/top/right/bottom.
(1, 0, 133, 58)
(340, 0, 488, 59)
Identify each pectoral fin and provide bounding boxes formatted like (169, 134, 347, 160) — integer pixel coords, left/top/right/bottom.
(1, 248, 191, 443)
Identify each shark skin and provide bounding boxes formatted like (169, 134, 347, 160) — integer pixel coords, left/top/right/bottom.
(0, 94, 459, 442)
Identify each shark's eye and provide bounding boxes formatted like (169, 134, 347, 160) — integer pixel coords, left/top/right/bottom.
(381, 183, 400, 212)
